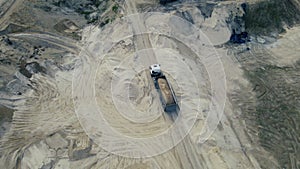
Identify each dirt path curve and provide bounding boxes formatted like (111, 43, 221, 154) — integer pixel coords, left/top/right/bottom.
(9, 32, 80, 53)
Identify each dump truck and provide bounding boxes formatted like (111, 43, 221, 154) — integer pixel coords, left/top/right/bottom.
(149, 64, 179, 112)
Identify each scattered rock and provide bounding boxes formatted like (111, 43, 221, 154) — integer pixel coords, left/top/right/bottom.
(197, 3, 216, 18)
(230, 31, 249, 43)
(19, 62, 46, 78)
(40, 160, 55, 169)
(25, 62, 46, 75)
(256, 36, 266, 44)
(45, 133, 68, 150)
(70, 145, 92, 161)
(226, 3, 250, 44)
(160, 0, 177, 5)
(0, 59, 12, 65)
(1, 36, 13, 45)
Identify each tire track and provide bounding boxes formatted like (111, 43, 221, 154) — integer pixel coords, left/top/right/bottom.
(170, 112, 206, 169)
(0, 0, 23, 28)
(124, 1, 205, 168)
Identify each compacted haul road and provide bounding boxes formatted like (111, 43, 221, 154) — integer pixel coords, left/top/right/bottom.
(170, 112, 206, 169)
(124, 1, 205, 168)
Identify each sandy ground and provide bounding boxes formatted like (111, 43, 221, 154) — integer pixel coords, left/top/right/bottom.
(0, 0, 23, 28)
(71, 1, 261, 168)
(266, 26, 300, 66)
(0, 0, 293, 168)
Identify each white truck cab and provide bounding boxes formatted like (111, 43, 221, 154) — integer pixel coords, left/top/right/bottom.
(149, 64, 161, 77)
(148, 64, 179, 112)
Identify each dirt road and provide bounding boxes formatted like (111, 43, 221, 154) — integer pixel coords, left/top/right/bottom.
(124, 1, 205, 168)
(125, 0, 157, 65)
(0, 0, 23, 28)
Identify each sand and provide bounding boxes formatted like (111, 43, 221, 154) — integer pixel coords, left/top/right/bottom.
(266, 26, 300, 66)
(0, 0, 277, 168)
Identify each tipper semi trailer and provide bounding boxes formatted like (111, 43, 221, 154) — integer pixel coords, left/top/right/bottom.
(149, 64, 179, 112)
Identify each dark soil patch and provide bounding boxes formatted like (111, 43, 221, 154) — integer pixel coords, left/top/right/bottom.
(244, 0, 300, 35)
